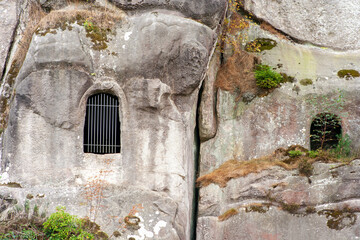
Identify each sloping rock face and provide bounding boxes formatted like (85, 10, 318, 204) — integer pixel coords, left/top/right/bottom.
(197, 161, 360, 240)
(0, 1, 226, 239)
(243, 0, 360, 50)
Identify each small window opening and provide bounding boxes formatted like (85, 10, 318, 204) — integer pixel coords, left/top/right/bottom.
(84, 93, 120, 154)
(310, 113, 341, 151)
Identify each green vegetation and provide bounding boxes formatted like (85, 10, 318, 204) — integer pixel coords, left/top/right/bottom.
(0, 205, 97, 240)
(255, 64, 283, 89)
(300, 78, 313, 86)
(288, 150, 303, 158)
(308, 150, 319, 158)
(43, 206, 93, 240)
(331, 134, 351, 158)
(337, 69, 360, 79)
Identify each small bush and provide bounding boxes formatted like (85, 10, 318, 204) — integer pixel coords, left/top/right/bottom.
(43, 206, 93, 240)
(331, 134, 351, 159)
(288, 150, 303, 158)
(308, 150, 319, 158)
(255, 64, 283, 89)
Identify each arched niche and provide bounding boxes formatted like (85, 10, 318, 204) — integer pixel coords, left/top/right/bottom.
(310, 113, 342, 151)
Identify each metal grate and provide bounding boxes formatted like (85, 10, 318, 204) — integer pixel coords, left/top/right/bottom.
(84, 93, 121, 154)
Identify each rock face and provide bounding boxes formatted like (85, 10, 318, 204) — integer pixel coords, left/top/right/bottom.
(0, 1, 224, 239)
(1, 0, 360, 239)
(197, 161, 360, 240)
(197, 9, 360, 240)
(108, 0, 227, 28)
(243, 0, 360, 50)
(0, 0, 18, 80)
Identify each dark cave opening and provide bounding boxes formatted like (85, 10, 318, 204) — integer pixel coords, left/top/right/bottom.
(310, 113, 342, 151)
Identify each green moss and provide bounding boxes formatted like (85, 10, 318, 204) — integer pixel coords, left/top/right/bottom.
(255, 64, 283, 89)
(280, 73, 295, 83)
(245, 38, 277, 52)
(318, 207, 357, 230)
(300, 78, 313, 86)
(85, 25, 110, 50)
(288, 150, 303, 158)
(337, 69, 360, 79)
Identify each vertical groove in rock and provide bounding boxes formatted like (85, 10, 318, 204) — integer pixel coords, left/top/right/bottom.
(191, 81, 204, 240)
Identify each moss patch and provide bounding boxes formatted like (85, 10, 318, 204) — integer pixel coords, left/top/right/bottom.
(337, 69, 360, 79)
(318, 207, 357, 230)
(245, 38, 277, 52)
(281, 203, 300, 214)
(280, 73, 295, 83)
(300, 78, 313, 86)
(85, 25, 111, 50)
(245, 203, 269, 213)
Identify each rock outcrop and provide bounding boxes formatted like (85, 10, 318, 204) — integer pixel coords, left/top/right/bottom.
(243, 0, 360, 50)
(0, 1, 225, 239)
(197, 161, 360, 240)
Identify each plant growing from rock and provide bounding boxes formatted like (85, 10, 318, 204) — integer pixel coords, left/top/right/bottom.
(83, 160, 114, 224)
(43, 206, 93, 239)
(288, 150, 303, 158)
(255, 64, 283, 89)
(0, 200, 47, 239)
(331, 134, 351, 159)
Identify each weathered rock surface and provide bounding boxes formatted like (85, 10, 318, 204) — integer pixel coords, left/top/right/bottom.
(198, 51, 219, 141)
(0, 2, 224, 238)
(108, 0, 227, 28)
(197, 160, 360, 239)
(0, 0, 18, 80)
(200, 22, 360, 174)
(243, 0, 360, 50)
(197, 12, 360, 239)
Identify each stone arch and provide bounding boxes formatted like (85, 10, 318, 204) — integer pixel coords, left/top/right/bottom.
(79, 81, 126, 154)
(310, 113, 342, 151)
